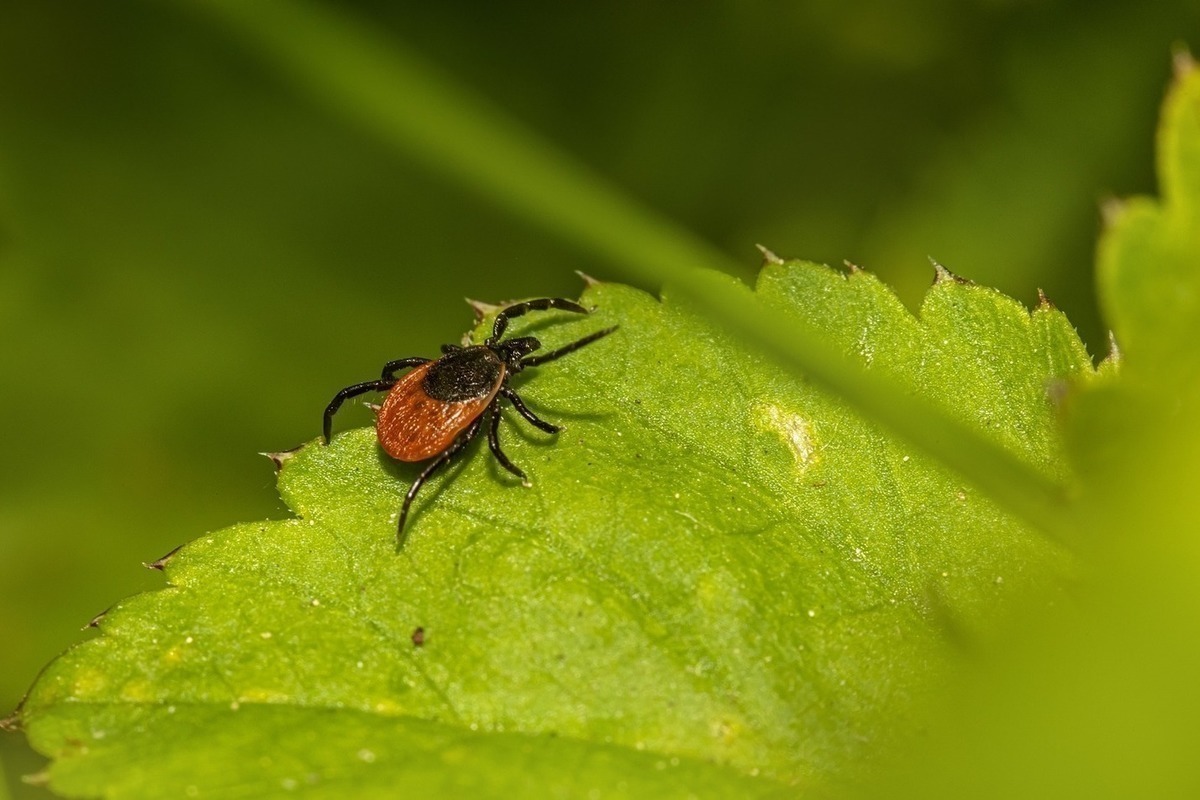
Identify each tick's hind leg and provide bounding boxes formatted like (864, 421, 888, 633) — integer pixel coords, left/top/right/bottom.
(487, 402, 529, 485)
(397, 416, 484, 549)
(323, 379, 395, 444)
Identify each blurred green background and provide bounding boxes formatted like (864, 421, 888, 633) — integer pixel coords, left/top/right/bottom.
(2, 0, 1198, 794)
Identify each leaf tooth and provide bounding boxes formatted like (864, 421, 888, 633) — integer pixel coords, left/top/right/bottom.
(260, 444, 303, 473)
(574, 269, 602, 287)
(754, 243, 785, 266)
(929, 257, 972, 285)
(1106, 330, 1123, 363)
(1172, 44, 1196, 80)
(0, 709, 21, 732)
(842, 259, 864, 275)
(1099, 195, 1126, 228)
(1036, 288, 1055, 310)
(465, 297, 501, 321)
(143, 543, 184, 572)
(20, 771, 50, 788)
(82, 605, 114, 631)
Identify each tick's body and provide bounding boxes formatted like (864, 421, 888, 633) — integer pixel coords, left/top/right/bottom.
(322, 298, 615, 548)
(377, 349, 505, 461)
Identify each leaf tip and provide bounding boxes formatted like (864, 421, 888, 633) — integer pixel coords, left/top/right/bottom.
(143, 543, 184, 572)
(260, 444, 303, 473)
(1171, 44, 1196, 80)
(20, 771, 50, 788)
(1106, 330, 1123, 363)
(465, 297, 501, 321)
(1036, 288, 1055, 310)
(1099, 194, 1127, 228)
(82, 605, 112, 631)
(574, 269, 603, 287)
(930, 257, 971, 285)
(0, 708, 21, 733)
(842, 258, 864, 275)
(754, 243, 785, 266)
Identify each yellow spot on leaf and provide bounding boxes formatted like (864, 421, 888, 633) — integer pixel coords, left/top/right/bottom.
(753, 403, 818, 473)
(118, 680, 153, 702)
(71, 670, 109, 699)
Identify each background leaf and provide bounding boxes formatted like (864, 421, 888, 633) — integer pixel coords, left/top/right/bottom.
(1098, 52, 1200, 377)
(19, 264, 1092, 797)
(853, 54, 1200, 800)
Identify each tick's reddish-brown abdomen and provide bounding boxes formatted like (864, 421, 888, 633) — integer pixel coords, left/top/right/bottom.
(376, 360, 505, 461)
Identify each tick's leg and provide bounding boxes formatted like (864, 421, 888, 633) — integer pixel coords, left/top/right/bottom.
(380, 356, 430, 380)
(487, 403, 528, 483)
(521, 325, 618, 367)
(500, 386, 560, 434)
(397, 416, 483, 549)
(489, 298, 589, 344)
(323, 379, 394, 444)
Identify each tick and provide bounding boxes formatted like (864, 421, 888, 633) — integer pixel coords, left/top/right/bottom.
(322, 297, 616, 548)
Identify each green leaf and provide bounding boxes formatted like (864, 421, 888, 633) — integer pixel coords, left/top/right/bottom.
(18, 263, 1093, 798)
(1076, 53, 1200, 513)
(1098, 52, 1200, 381)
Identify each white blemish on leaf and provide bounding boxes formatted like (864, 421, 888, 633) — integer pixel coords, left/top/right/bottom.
(754, 403, 818, 473)
(856, 327, 875, 365)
